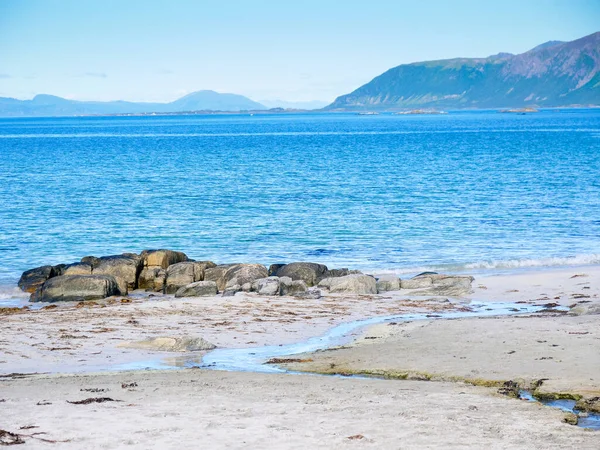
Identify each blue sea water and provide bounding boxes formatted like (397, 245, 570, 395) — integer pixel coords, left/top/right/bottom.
(1, 110, 600, 297)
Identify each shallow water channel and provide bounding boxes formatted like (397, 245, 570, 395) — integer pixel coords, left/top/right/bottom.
(117, 300, 598, 430)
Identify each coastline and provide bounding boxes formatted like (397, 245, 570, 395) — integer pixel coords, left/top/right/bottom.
(2, 264, 599, 447)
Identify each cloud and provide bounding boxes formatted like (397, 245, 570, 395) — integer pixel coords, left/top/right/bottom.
(0, 73, 11, 79)
(79, 72, 108, 78)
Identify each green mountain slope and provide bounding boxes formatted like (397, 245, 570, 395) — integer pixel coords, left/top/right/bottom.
(326, 32, 600, 110)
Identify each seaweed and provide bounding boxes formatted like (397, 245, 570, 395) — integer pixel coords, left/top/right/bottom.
(67, 397, 120, 405)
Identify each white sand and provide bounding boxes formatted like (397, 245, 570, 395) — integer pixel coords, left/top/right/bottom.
(1, 265, 599, 448)
(1, 370, 598, 449)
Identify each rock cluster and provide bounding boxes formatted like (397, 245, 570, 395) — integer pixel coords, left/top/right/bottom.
(18, 251, 474, 303)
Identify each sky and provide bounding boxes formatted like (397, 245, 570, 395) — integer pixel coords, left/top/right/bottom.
(0, 0, 599, 104)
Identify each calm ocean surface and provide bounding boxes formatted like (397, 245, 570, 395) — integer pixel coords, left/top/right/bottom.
(1, 110, 600, 298)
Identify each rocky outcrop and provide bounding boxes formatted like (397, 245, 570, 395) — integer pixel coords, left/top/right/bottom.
(136, 250, 187, 291)
(141, 249, 188, 269)
(279, 277, 308, 296)
(93, 255, 142, 294)
(216, 264, 268, 290)
(138, 267, 167, 292)
(319, 274, 377, 294)
(268, 264, 286, 277)
(30, 275, 121, 303)
(164, 261, 216, 294)
(18, 265, 59, 293)
(80, 256, 101, 268)
(376, 275, 401, 292)
(401, 273, 474, 296)
(204, 264, 238, 291)
(275, 262, 329, 286)
(118, 336, 216, 352)
(63, 262, 93, 276)
(174, 281, 218, 298)
(251, 277, 281, 296)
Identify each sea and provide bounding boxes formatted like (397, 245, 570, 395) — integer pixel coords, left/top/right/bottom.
(1, 109, 600, 302)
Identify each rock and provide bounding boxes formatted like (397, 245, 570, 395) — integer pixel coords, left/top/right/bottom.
(52, 264, 67, 276)
(18, 265, 59, 293)
(81, 256, 101, 268)
(569, 303, 600, 316)
(63, 263, 93, 276)
(141, 249, 188, 269)
(118, 336, 216, 352)
(174, 281, 218, 298)
(401, 276, 433, 289)
(401, 273, 474, 296)
(280, 277, 308, 296)
(268, 264, 286, 276)
(241, 282, 253, 292)
(93, 255, 142, 294)
(575, 397, 600, 414)
(275, 262, 329, 286)
(30, 275, 121, 303)
(164, 261, 216, 294)
(497, 380, 520, 398)
(204, 264, 238, 291)
(326, 268, 362, 278)
(252, 277, 281, 296)
(321, 274, 377, 294)
(563, 412, 579, 425)
(376, 275, 401, 292)
(223, 264, 268, 290)
(222, 284, 242, 297)
(138, 267, 167, 292)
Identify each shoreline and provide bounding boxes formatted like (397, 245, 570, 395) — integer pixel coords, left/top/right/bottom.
(2, 263, 599, 447)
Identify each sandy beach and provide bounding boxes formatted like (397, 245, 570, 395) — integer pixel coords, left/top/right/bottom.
(1, 266, 599, 447)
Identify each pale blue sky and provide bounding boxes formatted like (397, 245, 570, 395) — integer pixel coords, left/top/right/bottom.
(1, 0, 599, 103)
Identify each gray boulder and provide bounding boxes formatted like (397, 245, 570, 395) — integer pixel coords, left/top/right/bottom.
(164, 261, 216, 294)
(279, 276, 309, 296)
(118, 336, 216, 352)
(400, 276, 433, 289)
(223, 264, 269, 290)
(222, 284, 242, 297)
(141, 249, 188, 269)
(93, 255, 142, 294)
(18, 265, 59, 293)
(204, 264, 238, 291)
(376, 275, 401, 292)
(63, 262, 93, 276)
(325, 268, 362, 278)
(401, 274, 474, 296)
(268, 264, 286, 276)
(320, 274, 377, 294)
(275, 262, 329, 286)
(30, 275, 121, 303)
(252, 277, 281, 296)
(174, 281, 218, 298)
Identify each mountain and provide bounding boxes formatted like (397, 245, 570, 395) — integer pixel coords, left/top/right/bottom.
(0, 90, 267, 117)
(168, 90, 265, 112)
(326, 32, 600, 110)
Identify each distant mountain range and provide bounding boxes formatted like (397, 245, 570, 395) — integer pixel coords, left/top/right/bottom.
(0, 90, 267, 117)
(326, 32, 600, 110)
